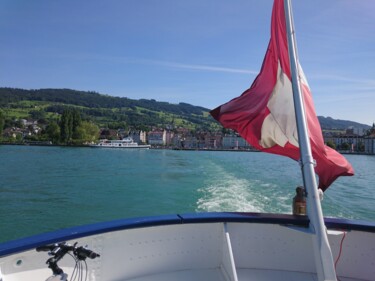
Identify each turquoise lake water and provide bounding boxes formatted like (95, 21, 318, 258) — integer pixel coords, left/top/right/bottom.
(0, 145, 374, 243)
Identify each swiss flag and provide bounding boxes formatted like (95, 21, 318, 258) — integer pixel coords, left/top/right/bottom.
(210, 0, 354, 191)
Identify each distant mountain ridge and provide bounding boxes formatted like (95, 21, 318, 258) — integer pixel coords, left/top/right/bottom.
(0, 87, 217, 130)
(317, 116, 370, 130)
(0, 88, 209, 115)
(0, 87, 370, 130)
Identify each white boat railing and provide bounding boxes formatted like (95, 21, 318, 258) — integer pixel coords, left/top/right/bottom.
(1, 213, 374, 281)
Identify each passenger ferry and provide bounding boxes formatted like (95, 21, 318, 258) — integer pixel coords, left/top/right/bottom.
(91, 137, 151, 149)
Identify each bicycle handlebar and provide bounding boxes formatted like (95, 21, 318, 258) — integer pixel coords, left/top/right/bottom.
(74, 246, 100, 260)
(37, 242, 100, 259)
(36, 244, 57, 252)
(36, 242, 100, 276)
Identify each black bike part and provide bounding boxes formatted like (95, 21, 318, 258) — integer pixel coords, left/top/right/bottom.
(47, 257, 64, 275)
(36, 244, 56, 252)
(74, 246, 100, 260)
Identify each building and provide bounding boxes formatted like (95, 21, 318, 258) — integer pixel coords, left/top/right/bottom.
(171, 134, 182, 147)
(334, 135, 363, 152)
(163, 130, 174, 146)
(99, 129, 118, 140)
(118, 129, 128, 139)
(140, 131, 147, 144)
(181, 136, 198, 148)
(148, 130, 164, 145)
(204, 132, 223, 149)
(364, 134, 375, 155)
(2, 127, 22, 139)
(222, 135, 252, 149)
(324, 131, 364, 152)
(128, 131, 141, 143)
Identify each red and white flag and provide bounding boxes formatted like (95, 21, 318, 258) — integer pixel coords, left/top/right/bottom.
(210, 0, 354, 191)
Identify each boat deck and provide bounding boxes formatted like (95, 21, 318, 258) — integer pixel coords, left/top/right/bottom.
(1, 268, 366, 281)
(1, 213, 374, 281)
(126, 268, 365, 281)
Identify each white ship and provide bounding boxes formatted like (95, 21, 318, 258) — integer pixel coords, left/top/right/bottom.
(91, 137, 151, 149)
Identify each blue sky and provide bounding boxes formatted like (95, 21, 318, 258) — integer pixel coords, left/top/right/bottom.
(1, 0, 374, 125)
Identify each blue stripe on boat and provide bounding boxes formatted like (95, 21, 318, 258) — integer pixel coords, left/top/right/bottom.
(1, 212, 374, 257)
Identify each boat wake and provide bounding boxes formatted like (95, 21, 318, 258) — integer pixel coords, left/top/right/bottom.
(196, 163, 268, 213)
(195, 159, 296, 214)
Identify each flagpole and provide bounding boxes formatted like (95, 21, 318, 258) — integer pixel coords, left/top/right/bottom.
(283, 1, 337, 280)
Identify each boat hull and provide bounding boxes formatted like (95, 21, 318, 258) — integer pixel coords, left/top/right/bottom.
(89, 145, 151, 149)
(90, 138, 151, 149)
(1, 213, 374, 281)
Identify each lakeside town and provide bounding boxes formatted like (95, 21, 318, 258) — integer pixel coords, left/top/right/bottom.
(1, 116, 375, 155)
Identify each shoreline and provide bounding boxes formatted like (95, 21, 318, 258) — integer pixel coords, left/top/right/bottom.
(0, 141, 372, 155)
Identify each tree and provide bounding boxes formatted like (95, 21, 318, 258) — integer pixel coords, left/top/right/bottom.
(15, 119, 25, 129)
(326, 140, 336, 150)
(340, 142, 350, 151)
(73, 121, 99, 144)
(29, 110, 46, 120)
(357, 142, 365, 152)
(367, 123, 375, 136)
(45, 121, 61, 144)
(60, 108, 82, 144)
(107, 121, 128, 130)
(60, 109, 72, 143)
(0, 110, 5, 136)
(15, 132, 23, 142)
(72, 110, 82, 138)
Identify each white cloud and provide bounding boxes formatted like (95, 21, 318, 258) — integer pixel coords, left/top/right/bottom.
(141, 60, 258, 75)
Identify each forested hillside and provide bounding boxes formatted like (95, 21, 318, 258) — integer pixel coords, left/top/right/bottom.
(0, 88, 218, 131)
(0, 87, 370, 132)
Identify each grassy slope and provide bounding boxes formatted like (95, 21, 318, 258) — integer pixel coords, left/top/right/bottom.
(0, 88, 220, 130)
(1, 87, 369, 131)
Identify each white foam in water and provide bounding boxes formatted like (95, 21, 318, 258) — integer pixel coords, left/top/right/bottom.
(195, 158, 299, 214)
(196, 165, 267, 213)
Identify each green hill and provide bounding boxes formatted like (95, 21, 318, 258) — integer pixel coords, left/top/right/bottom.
(0, 87, 370, 132)
(0, 88, 219, 131)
